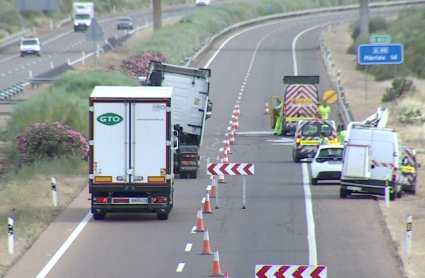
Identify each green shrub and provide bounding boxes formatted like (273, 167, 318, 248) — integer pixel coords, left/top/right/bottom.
(350, 17, 388, 41)
(382, 78, 415, 102)
(399, 108, 425, 125)
(15, 121, 88, 164)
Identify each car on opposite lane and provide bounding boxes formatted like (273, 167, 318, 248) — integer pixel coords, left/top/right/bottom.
(20, 36, 41, 57)
(117, 16, 134, 30)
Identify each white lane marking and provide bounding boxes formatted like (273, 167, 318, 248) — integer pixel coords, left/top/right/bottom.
(202, 197, 205, 204)
(191, 226, 196, 233)
(35, 212, 92, 278)
(293, 23, 330, 266)
(207, 185, 212, 191)
(185, 243, 193, 252)
(235, 131, 274, 135)
(176, 263, 185, 272)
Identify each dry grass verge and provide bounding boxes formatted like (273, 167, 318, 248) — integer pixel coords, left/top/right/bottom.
(322, 22, 425, 278)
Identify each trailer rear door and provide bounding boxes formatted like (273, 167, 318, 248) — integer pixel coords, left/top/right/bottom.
(132, 102, 169, 184)
(92, 102, 128, 183)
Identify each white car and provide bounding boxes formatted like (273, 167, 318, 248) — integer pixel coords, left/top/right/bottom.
(310, 145, 343, 185)
(20, 36, 41, 57)
(196, 0, 211, 6)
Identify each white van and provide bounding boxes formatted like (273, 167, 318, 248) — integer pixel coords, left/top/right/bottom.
(340, 122, 403, 200)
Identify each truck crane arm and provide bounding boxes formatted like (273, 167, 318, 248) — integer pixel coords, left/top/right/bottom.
(361, 107, 389, 128)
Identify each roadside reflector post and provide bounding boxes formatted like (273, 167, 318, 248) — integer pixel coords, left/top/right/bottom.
(215, 175, 219, 209)
(405, 215, 412, 255)
(384, 180, 390, 208)
(52, 177, 58, 207)
(242, 176, 246, 209)
(8, 217, 14, 254)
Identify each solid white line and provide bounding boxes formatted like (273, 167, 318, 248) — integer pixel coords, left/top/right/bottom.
(176, 263, 185, 272)
(235, 131, 274, 135)
(35, 211, 92, 278)
(293, 23, 330, 266)
(185, 243, 193, 252)
(202, 197, 205, 204)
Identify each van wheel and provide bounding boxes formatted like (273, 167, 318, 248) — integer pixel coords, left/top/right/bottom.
(339, 188, 347, 198)
(389, 191, 396, 201)
(157, 213, 169, 220)
(292, 150, 301, 163)
(397, 189, 403, 199)
(311, 178, 318, 185)
(93, 212, 106, 220)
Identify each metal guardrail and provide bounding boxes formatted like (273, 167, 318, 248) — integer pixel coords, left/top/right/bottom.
(0, 82, 24, 100)
(0, 29, 32, 50)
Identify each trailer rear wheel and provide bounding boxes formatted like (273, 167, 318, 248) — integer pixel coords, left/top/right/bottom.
(339, 188, 348, 198)
(93, 212, 106, 220)
(157, 213, 169, 220)
(189, 171, 197, 179)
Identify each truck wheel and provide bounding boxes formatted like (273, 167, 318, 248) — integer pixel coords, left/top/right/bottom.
(339, 188, 347, 198)
(157, 213, 169, 220)
(179, 171, 189, 179)
(93, 212, 106, 220)
(189, 171, 197, 179)
(311, 178, 318, 185)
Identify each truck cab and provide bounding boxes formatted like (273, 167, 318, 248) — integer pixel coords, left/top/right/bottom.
(73, 2, 94, 32)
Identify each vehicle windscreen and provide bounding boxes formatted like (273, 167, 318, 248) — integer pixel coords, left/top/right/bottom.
(75, 14, 90, 20)
(301, 123, 332, 137)
(318, 148, 343, 158)
(119, 18, 131, 22)
(22, 40, 38, 45)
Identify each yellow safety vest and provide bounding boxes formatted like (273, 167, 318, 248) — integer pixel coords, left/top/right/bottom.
(317, 106, 331, 119)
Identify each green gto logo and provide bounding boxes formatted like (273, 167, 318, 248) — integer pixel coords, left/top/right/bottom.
(97, 113, 123, 126)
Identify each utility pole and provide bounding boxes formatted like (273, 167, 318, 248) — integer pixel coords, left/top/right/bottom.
(359, 0, 369, 35)
(153, 0, 162, 32)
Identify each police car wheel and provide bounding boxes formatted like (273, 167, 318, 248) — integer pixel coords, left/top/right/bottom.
(93, 212, 106, 220)
(157, 212, 169, 220)
(311, 178, 318, 185)
(339, 188, 347, 198)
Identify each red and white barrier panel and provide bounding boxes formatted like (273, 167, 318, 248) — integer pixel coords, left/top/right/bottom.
(207, 163, 254, 176)
(255, 265, 327, 278)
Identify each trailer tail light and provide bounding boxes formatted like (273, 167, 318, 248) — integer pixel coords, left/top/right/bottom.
(182, 154, 197, 158)
(93, 197, 108, 203)
(181, 161, 197, 165)
(153, 197, 167, 203)
(392, 167, 397, 181)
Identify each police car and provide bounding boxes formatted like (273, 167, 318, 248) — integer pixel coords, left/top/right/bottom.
(20, 36, 41, 57)
(310, 145, 343, 185)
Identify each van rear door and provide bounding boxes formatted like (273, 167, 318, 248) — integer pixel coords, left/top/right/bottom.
(342, 144, 371, 179)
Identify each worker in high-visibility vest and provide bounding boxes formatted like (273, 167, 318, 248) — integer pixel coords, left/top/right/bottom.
(318, 132, 330, 146)
(317, 101, 331, 119)
(338, 125, 346, 145)
(274, 102, 283, 135)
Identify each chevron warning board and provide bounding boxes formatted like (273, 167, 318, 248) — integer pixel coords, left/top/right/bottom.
(207, 163, 254, 175)
(255, 265, 327, 278)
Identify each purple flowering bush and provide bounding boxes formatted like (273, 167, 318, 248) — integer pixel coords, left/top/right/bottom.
(121, 51, 169, 78)
(15, 121, 89, 164)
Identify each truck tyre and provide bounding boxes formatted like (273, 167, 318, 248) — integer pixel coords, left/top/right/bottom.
(339, 188, 347, 198)
(157, 213, 169, 220)
(179, 171, 189, 179)
(93, 212, 106, 220)
(311, 178, 318, 185)
(189, 171, 197, 179)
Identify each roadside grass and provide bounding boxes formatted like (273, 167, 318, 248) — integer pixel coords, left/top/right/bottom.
(0, 0, 412, 275)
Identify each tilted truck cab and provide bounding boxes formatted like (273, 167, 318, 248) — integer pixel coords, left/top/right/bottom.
(88, 86, 178, 220)
(144, 61, 212, 179)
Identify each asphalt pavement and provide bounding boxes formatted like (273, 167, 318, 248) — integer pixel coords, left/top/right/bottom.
(4, 7, 408, 278)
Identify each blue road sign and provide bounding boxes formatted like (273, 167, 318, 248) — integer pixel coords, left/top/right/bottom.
(357, 44, 403, 65)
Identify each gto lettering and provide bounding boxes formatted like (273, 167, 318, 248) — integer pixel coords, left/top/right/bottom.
(97, 113, 123, 126)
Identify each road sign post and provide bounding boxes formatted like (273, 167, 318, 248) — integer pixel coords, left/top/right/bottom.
(255, 265, 327, 278)
(207, 163, 254, 209)
(85, 18, 104, 68)
(357, 43, 404, 100)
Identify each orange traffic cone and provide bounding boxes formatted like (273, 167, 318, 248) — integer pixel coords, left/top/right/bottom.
(203, 190, 213, 214)
(223, 149, 229, 164)
(225, 136, 232, 154)
(199, 227, 214, 255)
(233, 115, 239, 129)
(195, 206, 205, 232)
(229, 130, 235, 145)
(210, 176, 217, 198)
(218, 174, 226, 183)
(224, 271, 229, 278)
(235, 104, 241, 116)
(209, 247, 224, 277)
(264, 102, 269, 115)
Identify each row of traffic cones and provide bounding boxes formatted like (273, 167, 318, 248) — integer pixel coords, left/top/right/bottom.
(264, 101, 269, 115)
(196, 193, 229, 277)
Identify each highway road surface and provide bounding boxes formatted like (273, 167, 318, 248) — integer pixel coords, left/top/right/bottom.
(4, 7, 410, 278)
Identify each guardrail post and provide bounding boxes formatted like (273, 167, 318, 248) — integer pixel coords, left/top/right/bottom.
(68, 58, 71, 65)
(50, 19, 54, 31)
(332, 61, 335, 77)
(328, 54, 332, 69)
(113, 5, 116, 14)
(337, 70, 340, 86)
(50, 61, 54, 69)
(328, 21, 331, 30)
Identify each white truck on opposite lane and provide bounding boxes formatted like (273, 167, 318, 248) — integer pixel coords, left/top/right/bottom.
(73, 2, 94, 32)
